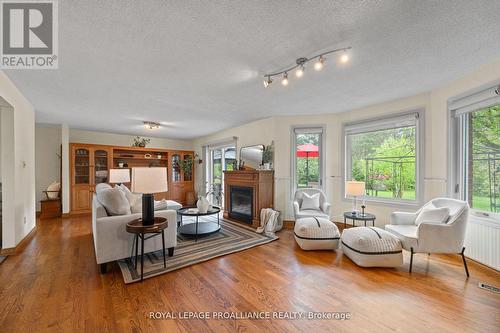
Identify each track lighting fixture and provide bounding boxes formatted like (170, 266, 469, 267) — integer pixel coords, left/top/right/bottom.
(143, 121, 160, 130)
(263, 76, 272, 87)
(340, 52, 349, 63)
(295, 65, 304, 78)
(281, 72, 289, 86)
(263, 46, 351, 88)
(314, 56, 325, 71)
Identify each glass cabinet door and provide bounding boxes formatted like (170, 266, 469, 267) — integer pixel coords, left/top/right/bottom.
(94, 149, 109, 184)
(172, 154, 181, 182)
(74, 148, 90, 184)
(183, 154, 193, 181)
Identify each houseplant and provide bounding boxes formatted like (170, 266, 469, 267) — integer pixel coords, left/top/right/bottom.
(262, 143, 274, 169)
(132, 137, 151, 147)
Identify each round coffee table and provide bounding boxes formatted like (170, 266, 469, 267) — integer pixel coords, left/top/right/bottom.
(126, 217, 168, 282)
(177, 206, 221, 241)
(343, 212, 376, 228)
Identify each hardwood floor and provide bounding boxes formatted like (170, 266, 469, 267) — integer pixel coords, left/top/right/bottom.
(0, 215, 499, 333)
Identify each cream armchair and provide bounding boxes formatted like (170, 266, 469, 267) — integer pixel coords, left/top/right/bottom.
(293, 188, 331, 220)
(385, 198, 469, 276)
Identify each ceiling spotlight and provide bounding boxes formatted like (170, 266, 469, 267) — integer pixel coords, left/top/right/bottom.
(281, 72, 289, 86)
(340, 53, 349, 63)
(314, 56, 325, 71)
(295, 65, 304, 78)
(143, 121, 160, 130)
(263, 76, 272, 87)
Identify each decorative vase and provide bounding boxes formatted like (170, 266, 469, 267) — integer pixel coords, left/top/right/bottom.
(196, 196, 209, 213)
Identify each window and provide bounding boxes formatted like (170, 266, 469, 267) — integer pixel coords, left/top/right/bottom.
(450, 84, 500, 217)
(344, 112, 422, 203)
(292, 127, 324, 190)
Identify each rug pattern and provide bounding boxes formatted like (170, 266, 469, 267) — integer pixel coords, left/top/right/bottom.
(118, 216, 278, 283)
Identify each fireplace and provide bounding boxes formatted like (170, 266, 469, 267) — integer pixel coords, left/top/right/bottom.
(223, 169, 274, 228)
(229, 186, 253, 224)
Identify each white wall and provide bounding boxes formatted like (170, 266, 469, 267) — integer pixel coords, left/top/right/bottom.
(69, 129, 193, 150)
(35, 125, 62, 211)
(193, 59, 500, 226)
(0, 70, 36, 249)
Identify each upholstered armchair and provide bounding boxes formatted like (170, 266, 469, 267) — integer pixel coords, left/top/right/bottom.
(385, 198, 469, 276)
(293, 188, 331, 220)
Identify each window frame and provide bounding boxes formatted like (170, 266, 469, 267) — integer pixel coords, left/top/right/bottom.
(448, 82, 500, 222)
(291, 125, 326, 196)
(342, 109, 425, 207)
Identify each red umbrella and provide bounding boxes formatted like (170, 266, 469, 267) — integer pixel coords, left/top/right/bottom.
(296, 144, 319, 185)
(296, 143, 319, 157)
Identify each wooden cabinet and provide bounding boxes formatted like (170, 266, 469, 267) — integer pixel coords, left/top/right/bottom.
(168, 151, 194, 204)
(69, 143, 195, 214)
(70, 144, 112, 213)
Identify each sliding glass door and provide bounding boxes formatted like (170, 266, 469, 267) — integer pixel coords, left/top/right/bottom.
(208, 146, 236, 208)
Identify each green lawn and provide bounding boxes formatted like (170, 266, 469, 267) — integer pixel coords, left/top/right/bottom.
(367, 190, 416, 200)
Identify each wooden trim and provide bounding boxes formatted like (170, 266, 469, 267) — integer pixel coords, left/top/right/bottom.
(283, 220, 295, 229)
(0, 225, 37, 256)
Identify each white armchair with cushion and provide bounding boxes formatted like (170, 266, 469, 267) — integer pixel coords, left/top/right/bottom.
(293, 188, 331, 220)
(385, 198, 469, 276)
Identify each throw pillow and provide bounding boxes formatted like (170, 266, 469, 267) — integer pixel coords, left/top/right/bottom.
(118, 184, 131, 194)
(125, 192, 143, 214)
(154, 199, 168, 211)
(96, 187, 131, 216)
(415, 206, 450, 226)
(301, 192, 320, 210)
(95, 183, 112, 194)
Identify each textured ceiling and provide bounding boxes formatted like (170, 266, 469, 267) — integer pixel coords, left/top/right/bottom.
(5, 0, 500, 139)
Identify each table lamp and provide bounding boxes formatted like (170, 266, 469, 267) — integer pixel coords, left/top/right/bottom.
(346, 181, 365, 215)
(109, 168, 130, 185)
(131, 167, 168, 225)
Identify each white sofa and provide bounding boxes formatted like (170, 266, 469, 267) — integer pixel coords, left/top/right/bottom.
(293, 188, 331, 220)
(385, 198, 469, 276)
(92, 195, 178, 273)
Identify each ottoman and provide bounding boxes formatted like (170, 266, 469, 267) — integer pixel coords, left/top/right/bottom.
(294, 217, 340, 250)
(341, 227, 403, 267)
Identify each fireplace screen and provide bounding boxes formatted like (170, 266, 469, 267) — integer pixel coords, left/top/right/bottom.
(229, 186, 253, 223)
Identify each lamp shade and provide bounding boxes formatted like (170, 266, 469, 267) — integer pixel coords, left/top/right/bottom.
(131, 167, 168, 194)
(346, 181, 365, 196)
(108, 169, 130, 184)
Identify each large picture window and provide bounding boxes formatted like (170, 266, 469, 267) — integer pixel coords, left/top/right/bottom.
(450, 85, 500, 217)
(344, 112, 421, 203)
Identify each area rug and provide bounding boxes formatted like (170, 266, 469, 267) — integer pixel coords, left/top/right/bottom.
(117, 216, 278, 283)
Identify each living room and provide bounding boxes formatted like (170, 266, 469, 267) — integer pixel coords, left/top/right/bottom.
(0, 1, 499, 332)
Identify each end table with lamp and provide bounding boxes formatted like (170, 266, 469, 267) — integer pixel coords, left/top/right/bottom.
(128, 167, 169, 281)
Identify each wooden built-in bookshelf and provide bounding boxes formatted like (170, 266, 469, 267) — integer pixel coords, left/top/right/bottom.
(69, 143, 195, 214)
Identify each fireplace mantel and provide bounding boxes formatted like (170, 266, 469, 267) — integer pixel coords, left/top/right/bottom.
(223, 170, 274, 228)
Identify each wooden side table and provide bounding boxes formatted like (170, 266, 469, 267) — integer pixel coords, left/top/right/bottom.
(126, 217, 168, 282)
(40, 199, 61, 219)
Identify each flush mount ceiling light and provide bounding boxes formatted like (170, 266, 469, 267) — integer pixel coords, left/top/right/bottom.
(143, 121, 160, 130)
(263, 46, 351, 88)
